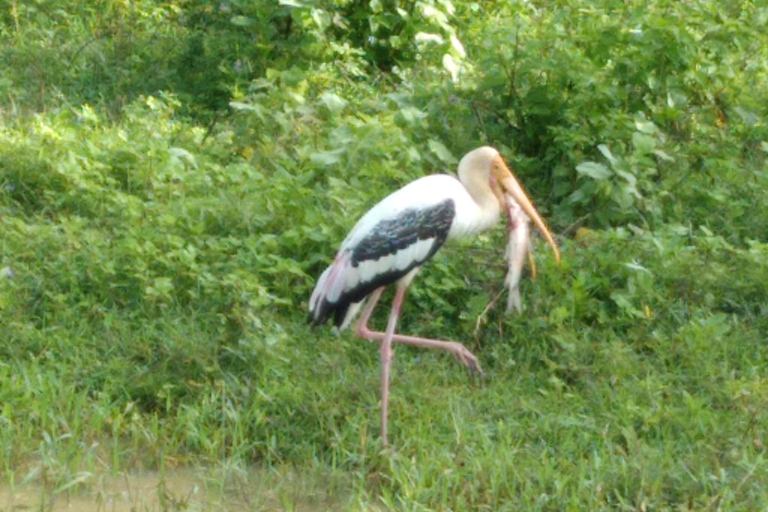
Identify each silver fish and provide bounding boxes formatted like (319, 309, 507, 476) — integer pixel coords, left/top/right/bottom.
(504, 194, 535, 313)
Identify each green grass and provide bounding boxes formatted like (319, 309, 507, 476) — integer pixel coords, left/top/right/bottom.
(2, 259, 767, 510)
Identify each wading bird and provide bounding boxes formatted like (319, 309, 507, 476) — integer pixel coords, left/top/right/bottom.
(308, 146, 560, 446)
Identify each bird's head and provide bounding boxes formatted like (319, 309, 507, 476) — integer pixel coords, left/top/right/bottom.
(459, 146, 561, 264)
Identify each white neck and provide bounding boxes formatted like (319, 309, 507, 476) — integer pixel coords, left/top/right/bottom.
(453, 147, 503, 236)
(448, 177, 502, 238)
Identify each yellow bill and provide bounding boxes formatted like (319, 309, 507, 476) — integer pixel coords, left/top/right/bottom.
(492, 156, 561, 265)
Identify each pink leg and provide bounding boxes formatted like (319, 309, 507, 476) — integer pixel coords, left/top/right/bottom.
(355, 294, 482, 375)
(355, 287, 384, 333)
(377, 284, 407, 447)
(353, 285, 483, 446)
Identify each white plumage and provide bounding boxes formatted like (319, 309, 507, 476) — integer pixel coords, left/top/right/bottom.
(308, 172, 501, 329)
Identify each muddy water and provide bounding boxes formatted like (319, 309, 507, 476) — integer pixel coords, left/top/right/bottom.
(1, 467, 345, 511)
(3, 470, 221, 512)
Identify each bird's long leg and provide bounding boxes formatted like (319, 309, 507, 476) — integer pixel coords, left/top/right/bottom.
(354, 287, 384, 335)
(353, 286, 403, 446)
(362, 329, 482, 375)
(353, 283, 482, 446)
(355, 291, 482, 375)
(377, 283, 408, 448)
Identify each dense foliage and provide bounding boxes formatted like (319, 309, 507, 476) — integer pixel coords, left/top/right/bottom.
(1, 0, 768, 509)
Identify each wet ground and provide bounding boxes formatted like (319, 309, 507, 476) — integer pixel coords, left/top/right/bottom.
(1, 467, 344, 511)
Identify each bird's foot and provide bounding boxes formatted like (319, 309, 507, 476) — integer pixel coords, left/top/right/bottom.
(446, 342, 484, 377)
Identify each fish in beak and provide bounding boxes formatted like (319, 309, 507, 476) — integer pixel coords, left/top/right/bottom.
(491, 155, 561, 264)
(504, 196, 532, 313)
(491, 155, 560, 313)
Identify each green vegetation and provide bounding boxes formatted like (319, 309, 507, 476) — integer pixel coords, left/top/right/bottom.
(2, 0, 768, 509)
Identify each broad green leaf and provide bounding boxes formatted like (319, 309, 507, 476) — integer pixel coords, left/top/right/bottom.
(229, 101, 266, 120)
(610, 292, 642, 317)
(310, 149, 345, 166)
(548, 306, 570, 325)
(614, 169, 637, 186)
(230, 16, 252, 27)
(632, 132, 656, 155)
(406, 147, 421, 162)
(653, 149, 674, 162)
(634, 118, 657, 134)
(169, 147, 197, 169)
(319, 92, 347, 113)
(568, 188, 586, 203)
(428, 140, 456, 165)
(576, 162, 611, 180)
(280, 67, 305, 86)
(597, 144, 618, 166)
(399, 106, 427, 124)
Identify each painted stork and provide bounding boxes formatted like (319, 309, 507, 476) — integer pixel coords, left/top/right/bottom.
(308, 146, 560, 446)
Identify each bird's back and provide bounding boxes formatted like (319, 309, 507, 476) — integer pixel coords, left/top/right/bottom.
(308, 175, 462, 329)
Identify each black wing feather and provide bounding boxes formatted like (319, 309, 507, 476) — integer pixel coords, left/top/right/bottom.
(311, 199, 455, 328)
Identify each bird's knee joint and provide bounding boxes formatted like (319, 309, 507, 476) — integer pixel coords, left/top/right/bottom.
(380, 344, 393, 363)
